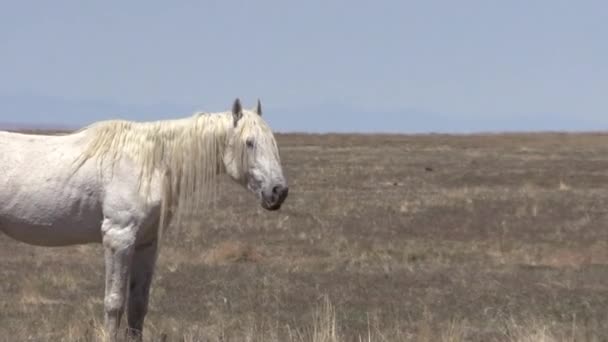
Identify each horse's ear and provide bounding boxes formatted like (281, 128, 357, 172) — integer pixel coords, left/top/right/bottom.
(254, 99, 262, 116)
(232, 98, 243, 126)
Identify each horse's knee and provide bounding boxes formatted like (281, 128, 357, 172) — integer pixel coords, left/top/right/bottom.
(101, 220, 137, 251)
(104, 293, 125, 314)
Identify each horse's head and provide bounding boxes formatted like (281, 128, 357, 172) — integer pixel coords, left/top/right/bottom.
(223, 98, 288, 210)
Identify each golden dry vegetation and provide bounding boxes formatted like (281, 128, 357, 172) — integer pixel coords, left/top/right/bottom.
(2, 132, 608, 341)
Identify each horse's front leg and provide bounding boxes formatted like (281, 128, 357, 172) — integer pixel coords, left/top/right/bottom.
(102, 219, 136, 342)
(126, 239, 158, 340)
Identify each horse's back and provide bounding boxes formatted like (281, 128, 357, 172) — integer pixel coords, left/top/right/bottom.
(0, 131, 90, 191)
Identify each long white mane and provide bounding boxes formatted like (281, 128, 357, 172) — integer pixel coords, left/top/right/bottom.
(76, 112, 234, 230)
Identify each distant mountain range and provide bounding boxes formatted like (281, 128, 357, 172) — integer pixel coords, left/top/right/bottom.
(0, 94, 605, 133)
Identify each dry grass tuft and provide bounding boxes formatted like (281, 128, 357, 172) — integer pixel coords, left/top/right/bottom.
(203, 240, 263, 265)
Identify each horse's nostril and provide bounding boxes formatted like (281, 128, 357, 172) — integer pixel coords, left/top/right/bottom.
(272, 185, 288, 200)
(264, 185, 288, 210)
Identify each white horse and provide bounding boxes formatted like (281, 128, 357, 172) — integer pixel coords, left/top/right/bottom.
(0, 99, 288, 341)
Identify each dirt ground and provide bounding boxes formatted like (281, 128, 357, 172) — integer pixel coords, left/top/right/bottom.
(2, 132, 608, 341)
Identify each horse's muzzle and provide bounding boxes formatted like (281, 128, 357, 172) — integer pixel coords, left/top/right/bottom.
(262, 184, 289, 211)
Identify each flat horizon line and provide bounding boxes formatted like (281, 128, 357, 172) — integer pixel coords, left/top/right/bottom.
(1, 121, 607, 137)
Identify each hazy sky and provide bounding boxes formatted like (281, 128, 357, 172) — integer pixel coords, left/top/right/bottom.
(1, 1, 606, 132)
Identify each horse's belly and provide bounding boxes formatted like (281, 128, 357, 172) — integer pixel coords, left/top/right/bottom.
(0, 178, 105, 246)
(0, 190, 104, 246)
(1, 220, 102, 246)
(0, 135, 107, 246)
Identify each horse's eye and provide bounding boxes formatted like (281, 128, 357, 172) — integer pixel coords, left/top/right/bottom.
(246, 138, 255, 148)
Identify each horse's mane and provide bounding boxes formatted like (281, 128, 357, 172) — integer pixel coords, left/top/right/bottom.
(76, 112, 234, 230)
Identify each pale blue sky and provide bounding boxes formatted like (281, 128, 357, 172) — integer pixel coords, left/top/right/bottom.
(1, 1, 606, 132)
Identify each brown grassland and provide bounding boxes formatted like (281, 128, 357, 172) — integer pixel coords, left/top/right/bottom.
(2, 131, 608, 341)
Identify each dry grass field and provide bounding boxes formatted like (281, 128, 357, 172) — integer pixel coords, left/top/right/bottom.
(2, 132, 608, 341)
